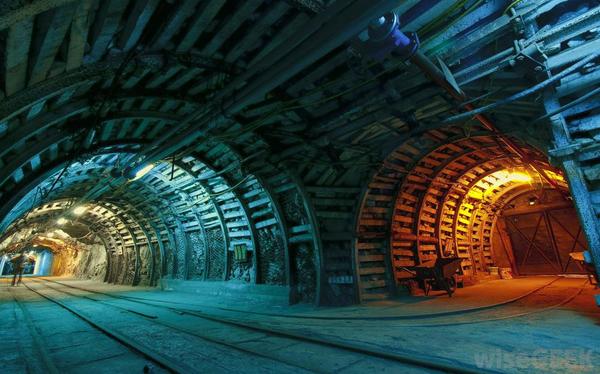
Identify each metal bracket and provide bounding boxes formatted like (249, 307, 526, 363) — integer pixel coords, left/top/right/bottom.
(437, 57, 463, 96)
(514, 41, 547, 74)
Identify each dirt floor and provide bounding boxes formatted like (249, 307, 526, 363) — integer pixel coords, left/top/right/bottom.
(1, 276, 598, 373)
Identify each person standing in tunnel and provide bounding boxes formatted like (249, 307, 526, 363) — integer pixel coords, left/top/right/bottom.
(11, 253, 25, 286)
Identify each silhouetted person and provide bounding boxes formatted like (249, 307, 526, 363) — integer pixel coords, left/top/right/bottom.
(11, 254, 25, 286)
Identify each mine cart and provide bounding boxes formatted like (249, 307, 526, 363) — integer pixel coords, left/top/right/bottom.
(414, 257, 463, 297)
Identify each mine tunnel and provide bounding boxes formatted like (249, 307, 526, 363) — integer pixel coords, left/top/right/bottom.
(0, 1, 599, 373)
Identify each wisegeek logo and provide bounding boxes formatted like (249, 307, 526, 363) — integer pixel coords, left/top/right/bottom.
(473, 348, 594, 371)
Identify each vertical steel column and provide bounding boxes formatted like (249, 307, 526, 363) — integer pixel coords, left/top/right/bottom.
(515, 2, 600, 278)
(543, 95, 600, 276)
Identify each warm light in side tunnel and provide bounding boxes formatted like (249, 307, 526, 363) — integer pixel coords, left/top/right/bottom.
(543, 169, 566, 183)
(506, 171, 532, 182)
(468, 170, 533, 200)
(56, 217, 68, 225)
(72, 206, 87, 215)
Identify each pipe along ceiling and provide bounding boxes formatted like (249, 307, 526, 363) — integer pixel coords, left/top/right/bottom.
(0, 0, 598, 306)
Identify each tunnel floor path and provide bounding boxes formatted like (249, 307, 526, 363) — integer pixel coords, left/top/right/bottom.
(1, 276, 599, 373)
(38, 276, 588, 318)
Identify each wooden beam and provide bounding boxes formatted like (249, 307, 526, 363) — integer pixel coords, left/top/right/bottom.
(4, 19, 33, 96)
(149, 0, 201, 51)
(175, 0, 227, 53)
(248, 13, 309, 68)
(66, 0, 93, 70)
(117, 0, 160, 51)
(28, 4, 76, 85)
(200, 0, 263, 56)
(225, 2, 289, 63)
(0, 0, 78, 30)
(87, 0, 129, 61)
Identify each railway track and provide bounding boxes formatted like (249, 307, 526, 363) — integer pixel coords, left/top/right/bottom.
(27, 277, 500, 374)
(233, 277, 588, 329)
(249, 277, 589, 328)
(22, 279, 317, 374)
(387, 277, 589, 328)
(25, 279, 319, 373)
(40, 276, 587, 326)
(18, 281, 190, 373)
(8, 287, 60, 374)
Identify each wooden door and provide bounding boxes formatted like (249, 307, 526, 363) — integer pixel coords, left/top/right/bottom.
(504, 207, 587, 275)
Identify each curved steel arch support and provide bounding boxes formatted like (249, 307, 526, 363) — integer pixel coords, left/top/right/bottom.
(179, 157, 260, 284)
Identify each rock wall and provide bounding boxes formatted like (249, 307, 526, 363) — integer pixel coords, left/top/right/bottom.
(52, 240, 107, 281)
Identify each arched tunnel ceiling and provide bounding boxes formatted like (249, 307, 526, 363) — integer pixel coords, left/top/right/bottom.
(0, 0, 599, 305)
(1, 0, 583, 217)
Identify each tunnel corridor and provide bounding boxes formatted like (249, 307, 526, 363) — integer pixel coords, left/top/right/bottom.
(355, 131, 586, 301)
(1, 0, 599, 372)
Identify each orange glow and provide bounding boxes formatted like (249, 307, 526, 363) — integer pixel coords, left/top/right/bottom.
(467, 170, 533, 200)
(505, 171, 532, 182)
(543, 169, 565, 183)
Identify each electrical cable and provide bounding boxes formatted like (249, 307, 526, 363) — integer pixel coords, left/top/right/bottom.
(204, 175, 251, 199)
(420, 0, 486, 41)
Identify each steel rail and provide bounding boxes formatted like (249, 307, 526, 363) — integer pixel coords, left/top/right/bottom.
(27, 278, 329, 374)
(20, 281, 194, 374)
(33, 278, 500, 374)
(9, 287, 60, 374)
(40, 276, 562, 322)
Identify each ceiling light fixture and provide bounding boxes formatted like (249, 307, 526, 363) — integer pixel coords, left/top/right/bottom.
(72, 206, 87, 215)
(128, 163, 155, 181)
(507, 171, 532, 183)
